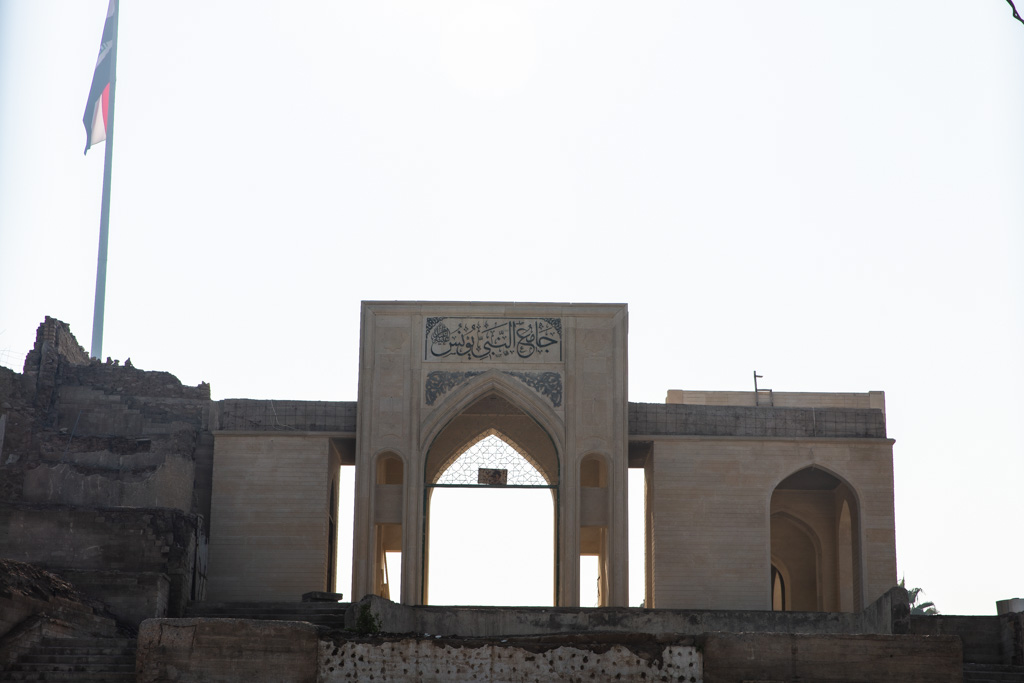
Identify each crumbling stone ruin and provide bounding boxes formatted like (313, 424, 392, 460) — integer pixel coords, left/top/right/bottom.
(1, 311, 1022, 682)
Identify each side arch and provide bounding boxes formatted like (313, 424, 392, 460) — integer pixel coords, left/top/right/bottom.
(769, 464, 864, 612)
(370, 449, 405, 600)
(579, 451, 613, 606)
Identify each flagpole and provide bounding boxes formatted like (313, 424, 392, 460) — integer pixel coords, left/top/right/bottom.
(90, 2, 118, 361)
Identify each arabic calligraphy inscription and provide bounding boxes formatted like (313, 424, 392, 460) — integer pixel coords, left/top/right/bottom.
(425, 317, 562, 363)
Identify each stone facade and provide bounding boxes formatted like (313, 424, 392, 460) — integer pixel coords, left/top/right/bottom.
(1, 307, 1020, 681)
(0, 306, 897, 614)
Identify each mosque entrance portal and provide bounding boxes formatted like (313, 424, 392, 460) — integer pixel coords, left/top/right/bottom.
(423, 395, 559, 605)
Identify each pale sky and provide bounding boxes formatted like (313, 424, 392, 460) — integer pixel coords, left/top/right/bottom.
(0, 2, 1022, 615)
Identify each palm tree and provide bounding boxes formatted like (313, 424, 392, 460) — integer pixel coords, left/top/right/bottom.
(899, 577, 939, 615)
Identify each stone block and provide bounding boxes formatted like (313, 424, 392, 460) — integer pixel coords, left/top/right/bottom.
(136, 618, 319, 683)
(701, 632, 962, 683)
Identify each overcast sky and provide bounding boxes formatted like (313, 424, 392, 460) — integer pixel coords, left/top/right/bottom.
(1, 2, 1021, 615)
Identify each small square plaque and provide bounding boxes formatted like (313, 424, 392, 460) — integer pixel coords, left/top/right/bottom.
(477, 468, 508, 486)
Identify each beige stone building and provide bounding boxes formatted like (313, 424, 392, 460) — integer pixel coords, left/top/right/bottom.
(11, 309, 1022, 683)
(205, 301, 896, 611)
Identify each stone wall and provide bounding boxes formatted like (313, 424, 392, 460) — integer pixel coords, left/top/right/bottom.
(0, 560, 118, 668)
(2, 317, 213, 517)
(19, 433, 198, 511)
(630, 402, 887, 438)
(215, 399, 356, 432)
(21, 316, 90, 416)
(319, 633, 700, 683)
(911, 613, 1024, 666)
(344, 590, 908, 638)
(135, 614, 965, 683)
(136, 618, 700, 683)
(206, 434, 334, 601)
(0, 502, 204, 623)
(644, 436, 896, 610)
(700, 632, 961, 683)
(0, 318, 212, 628)
(666, 389, 886, 413)
(136, 618, 319, 683)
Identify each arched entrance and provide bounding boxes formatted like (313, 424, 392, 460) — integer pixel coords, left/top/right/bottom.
(422, 392, 559, 605)
(770, 466, 862, 612)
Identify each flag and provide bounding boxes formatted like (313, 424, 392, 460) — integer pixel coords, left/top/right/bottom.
(83, 0, 117, 154)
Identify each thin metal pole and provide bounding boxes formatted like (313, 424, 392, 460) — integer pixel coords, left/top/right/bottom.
(90, 2, 119, 360)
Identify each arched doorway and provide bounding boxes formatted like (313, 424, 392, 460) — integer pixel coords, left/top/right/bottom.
(770, 466, 861, 612)
(423, 393, 559, 606)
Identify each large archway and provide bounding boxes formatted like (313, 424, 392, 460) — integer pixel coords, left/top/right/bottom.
(770, 466, 862, 612)
(423, 392, 559, 606)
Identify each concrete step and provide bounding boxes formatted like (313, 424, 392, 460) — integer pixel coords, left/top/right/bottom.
(185, 601, 351, 624)
(39, 637, 134, 649)
(0, 635, 137, 683)
(16, 653, 134, 666)
(187, 601, 349, 613)
(33, 640, 135, 657)
(964, 663, 1024, 683)
(0, 673, 135, 682)
(8, 662, 135, 674)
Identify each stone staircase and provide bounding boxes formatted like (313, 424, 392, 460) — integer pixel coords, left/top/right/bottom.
(0, 635, 136, 682)
(964, 663, 1024, 683)
(184, 601, 351, 630)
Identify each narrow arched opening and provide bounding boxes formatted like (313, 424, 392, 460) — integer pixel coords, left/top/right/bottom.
(423, 392, 558, 606)
(579, 454, 610, 607)
(372, 452, 404, 601)
(771, 563, 787, 611)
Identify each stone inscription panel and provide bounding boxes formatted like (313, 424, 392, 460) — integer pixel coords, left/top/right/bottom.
(424, 317, 562, 362)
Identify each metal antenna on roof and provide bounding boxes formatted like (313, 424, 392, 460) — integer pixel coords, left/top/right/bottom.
(754, 371, 773, 406)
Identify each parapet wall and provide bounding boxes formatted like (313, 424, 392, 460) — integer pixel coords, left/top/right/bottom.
(667, 389, 886, 413)
(629, 402, 887, 439)
(911, 613, 1024, 666)
(214, 399, 357, 432)
(348, 588, 909, 638)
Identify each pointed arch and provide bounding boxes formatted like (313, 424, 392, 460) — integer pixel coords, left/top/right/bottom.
(769, 464, 863, 612)
(422, 379, 560, 606)
(434, 430, 557, 489)
(770, 511, 823, 610)
(767, 462, 862, 506)
(419, 369, 565, 458)
(422, 378, 562, 487)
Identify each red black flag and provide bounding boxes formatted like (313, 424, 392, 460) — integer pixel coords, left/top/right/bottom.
(83, 0, 117, 154)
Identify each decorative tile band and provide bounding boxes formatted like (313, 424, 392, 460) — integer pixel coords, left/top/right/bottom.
(424, 370, 564, 408)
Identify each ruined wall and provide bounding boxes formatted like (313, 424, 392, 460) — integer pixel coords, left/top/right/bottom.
(2, 317, 212, 516)
(0, 560, 119, 669)
(318, 634, 700, 683)
(0, 502, 203, 623)
(135, 618, 700, 683)
(0, 560, 114, 642)
(135, 615, 964, 683)
(0, 318, 212, 627)
(21, 316, 90, 415)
